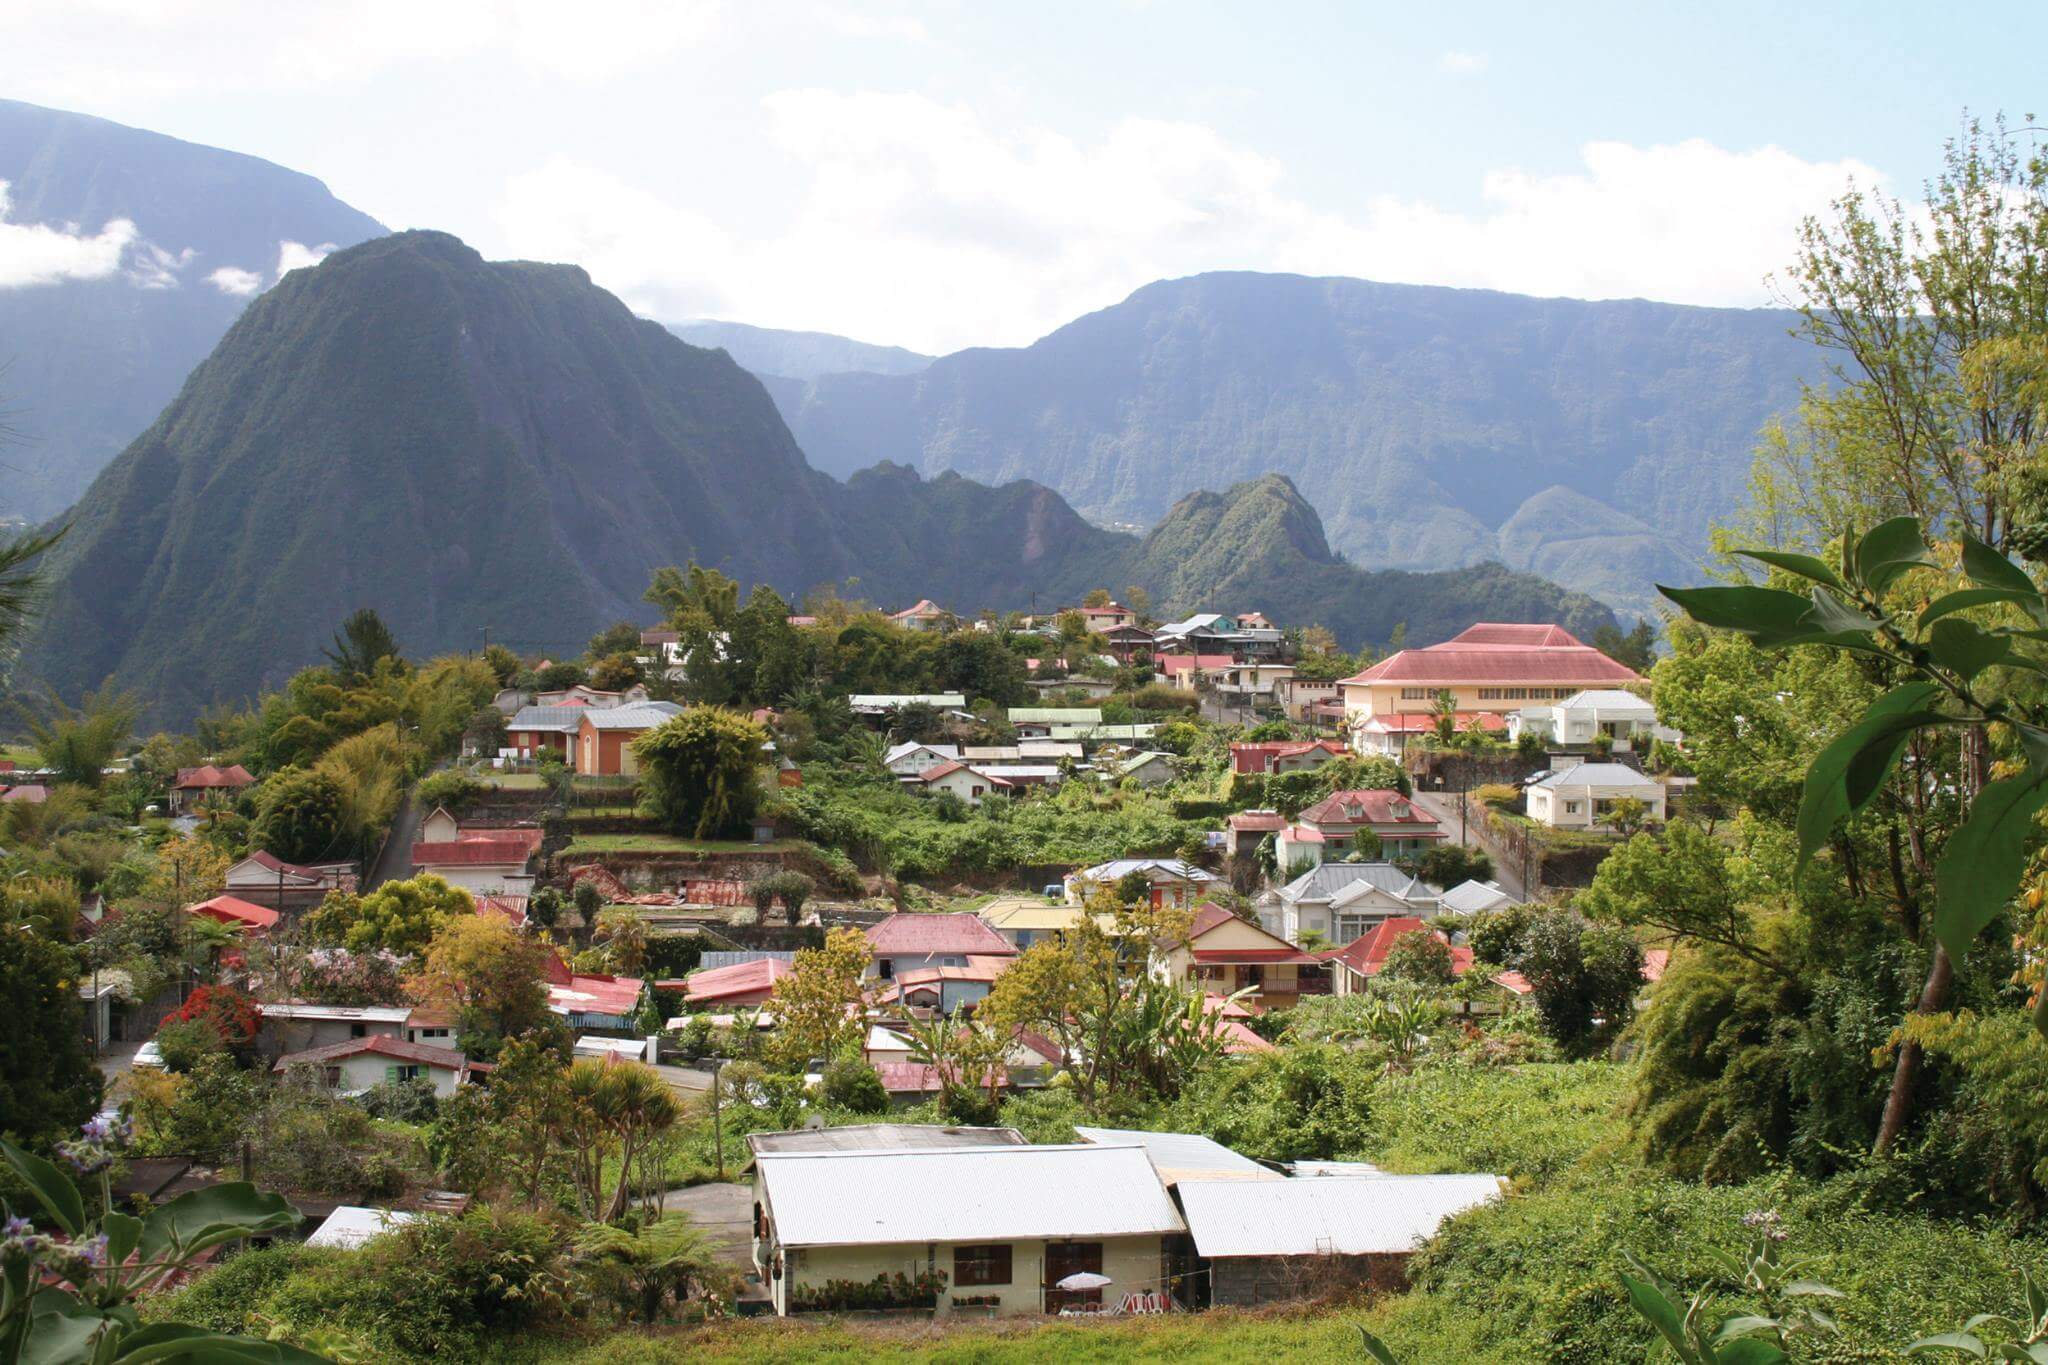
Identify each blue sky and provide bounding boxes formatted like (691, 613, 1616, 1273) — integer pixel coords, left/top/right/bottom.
(5, 1, 2041, 351)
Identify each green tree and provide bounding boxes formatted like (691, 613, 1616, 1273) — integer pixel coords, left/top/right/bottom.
(0, 920, 104, 1147)
(482, 642, 522, 686)
(767, 927, 867, 1071)
(587, 621, 643, 660)
(1591, 620, 1658, 672)
(252, 767, 349, 863)
(306, 874, 474, 956)
(1516, 908, 1644, 1058)
(21, 682, 137, 788)
(633, 708, 769, 839)
(1380, 928, 1457, 985)
(413, 914, 555, 1051)
(1599, 795, 1652, 836)
(325, 606, 403, 683)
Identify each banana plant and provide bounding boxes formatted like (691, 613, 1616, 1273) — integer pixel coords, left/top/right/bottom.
(1659, 517, 2048, 1029)
(1, 1133, 320, 1364)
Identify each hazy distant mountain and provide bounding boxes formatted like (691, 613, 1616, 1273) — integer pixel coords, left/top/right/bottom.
(667, 319, 932, 381)
(18, 232, 1611, 722)
(0, 99, 385, 520)
(762, 272, 1822, 616)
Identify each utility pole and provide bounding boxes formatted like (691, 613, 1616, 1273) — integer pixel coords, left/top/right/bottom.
(710, 1056, 726, 1181)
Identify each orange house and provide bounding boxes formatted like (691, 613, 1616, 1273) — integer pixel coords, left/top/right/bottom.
(573, 703, 683, 775)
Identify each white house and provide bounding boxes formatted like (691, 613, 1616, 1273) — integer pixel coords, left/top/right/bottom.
(1525, 763, 1667, 829)
(257, 1003, 412, 1057)
(271, 1036, 490, 1098)
(1438, 879, 1516, 916)
(304, 1206, 422, 1249)
(884, 742, 962, 780)
(1065, 858, 1219, 910)
(1510, 689, 1677, 751)
(751, 1142, 1186, 1317)
(410, 807, 542, 898)
(915, 761, 1012, 806)
(1271, 863, 1442, 946)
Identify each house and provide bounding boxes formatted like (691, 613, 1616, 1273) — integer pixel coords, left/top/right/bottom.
(1276, 678, 1342, 725)
(666, 957, 791, 1008)
(304, 1206, 422, 1249)
(575, 1035, 660, 1063)
(503, 705, 587, 759)
(1079, 602, 1139, 630)
(1223, 809, 1288, 859)
(963, 742, 1084, 764)
(223, 851, 357, 914)
(1164, 657, 1295, 704)
(1101, 623, 1158, 662)
(883, 742, 961, 780)
(1337, 624, 1642, 744)
(871, 958, 1012, 1015)
(1158, 904, 1326, 1006)
(977, 898, 1111, 951)
(1064, 858, 1219, 910)
(860, 1024, 916, 1069)
(409, 809, 542, 898)
(849, 694, 968, 717)
(1175, 1174, 1502, 1308)
(542, 954, 645, 1029)
(271, 1036, 489, 1097)
(1272, 863, 1442, 945)
(573, 702, 686, 776)
(1023, 674, 1119, 702)
(1439, 879, 1516, 916)
(1525, 762, 1667, 829)
(1323, 918, 1471, 995)
(1046, 722, 1159, 746)
(865, 912, 1017, 980)
(535, 683, 653, 708)
(168, 764, 255, 814)
(1104, 750, 1177, 787)
(971, 763, 1064, 790)
(889, 599, 951, 631)
(1510, 688, 1677, 752)
(1276, 789, 1445, 868)
(184, 894, 279, 934)
(750, 1142, 1187, 1317)
(1228, 739, 1348, 775)
(1352, 711, 1507, 758)
(914, 761, 1012, 806)
(1007, 707, 1102, 738)
(746, 1124, 1028, 1157)
(1, 784, 48, 804)
(257, 1002, 411, 1056)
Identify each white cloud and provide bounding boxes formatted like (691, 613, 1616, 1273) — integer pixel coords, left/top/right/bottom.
(276, 240, 336, 278)
(7, 0, 725, 96)
(207, 265, 264, 296)
(1437, 50, 1488, 74)
(0, 180, 141, 289)
(493, 91, 1879, 353)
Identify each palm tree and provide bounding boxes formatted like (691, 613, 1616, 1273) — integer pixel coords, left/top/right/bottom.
(0, 526, 64, 655)
(571, 1215, 724, 1322)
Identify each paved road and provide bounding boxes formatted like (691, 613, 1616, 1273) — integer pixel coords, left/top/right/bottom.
(363, 786, 424, 891)
(1407, 787, 1529, 902)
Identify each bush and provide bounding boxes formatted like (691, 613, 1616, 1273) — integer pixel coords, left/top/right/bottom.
(820, 1060, 888, 1114)
(357, 1075, 440, 1124)
(417, 769, 487, 814)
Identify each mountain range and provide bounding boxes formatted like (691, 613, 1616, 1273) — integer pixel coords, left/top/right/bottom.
(15, 231, 1614, 723)
(751, 273, 1821, 616)
(666, 319, 932, 382)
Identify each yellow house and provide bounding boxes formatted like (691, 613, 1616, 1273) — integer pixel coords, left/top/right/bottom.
(752, 1141, 1187, 1316)
(1157, 904, 1328, 1007)
(1338, 624, 1642, 744)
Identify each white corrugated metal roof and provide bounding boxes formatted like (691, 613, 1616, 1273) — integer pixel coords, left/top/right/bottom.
(304, 1206, 421, 1249)
(757, 1143, 1184, 1248)
(1175, 1174, 1502, 1257)
(1073, 1127, 1275, 1181)
(259, 1004, 413, 1024)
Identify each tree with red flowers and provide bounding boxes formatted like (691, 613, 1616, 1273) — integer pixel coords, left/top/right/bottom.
(160, 984, 261, 1063)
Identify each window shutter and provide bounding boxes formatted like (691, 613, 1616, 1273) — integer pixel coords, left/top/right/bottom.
(386, 1065, 401, 1083)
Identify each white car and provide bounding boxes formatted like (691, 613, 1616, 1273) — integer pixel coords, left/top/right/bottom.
(131, 1040, 165, 1069)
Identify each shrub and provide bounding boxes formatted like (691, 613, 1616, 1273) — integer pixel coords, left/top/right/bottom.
(820, 1060, 888, 1114)
(417, 769, 487, 814)
(160, 985, 262, 1062)
(357, 1075, 440, 1124)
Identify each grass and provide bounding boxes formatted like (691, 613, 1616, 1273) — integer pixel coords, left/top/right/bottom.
(563, 834, 792, 856)
(0, 744, 41, 767)
(486, 772, 546, 790)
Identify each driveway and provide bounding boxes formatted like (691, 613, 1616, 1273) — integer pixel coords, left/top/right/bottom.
(363, 785, 424, 891)
(1407, 787, 1529, 902)
(663, 1181, 755, 1268)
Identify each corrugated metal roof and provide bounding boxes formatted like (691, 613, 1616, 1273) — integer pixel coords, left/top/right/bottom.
(1175, 1174, 1502, 1257)
(1073, 1127, 1275, 1182)
(747, 1124, 1026, 1155)
(757, 1143, 1184, 1247)
(506, 705, 588, 732)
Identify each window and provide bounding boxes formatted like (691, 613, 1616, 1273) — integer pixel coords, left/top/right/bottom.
(954, 1244, 1013, 1287)
(350, 1023, 368, 1038)
(1564, 800, 1583, 814)
(1400, 687, 1433, 700)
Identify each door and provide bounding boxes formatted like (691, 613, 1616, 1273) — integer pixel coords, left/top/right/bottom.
(1044, 1241, 1104, 1312)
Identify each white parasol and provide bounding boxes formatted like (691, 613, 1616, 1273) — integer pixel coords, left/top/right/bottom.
(1056, 1271, 1114, 1291)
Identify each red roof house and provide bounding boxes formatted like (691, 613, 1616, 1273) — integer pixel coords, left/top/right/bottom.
(1229, 739, 1350, 774)
(185, 895, 280, 932)
(666, 957, 792, 1007)
(1336, 626, 1642, 733)
(169, 764, 256, 813)
(865, 913, 1017, 977)
(542, 953, 645, 1022)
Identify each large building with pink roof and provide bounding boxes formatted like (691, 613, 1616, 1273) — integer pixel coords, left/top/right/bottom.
(1336, 622, 1642, 743)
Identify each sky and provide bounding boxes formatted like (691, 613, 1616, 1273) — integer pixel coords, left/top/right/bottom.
(4, 0, 2044, 353)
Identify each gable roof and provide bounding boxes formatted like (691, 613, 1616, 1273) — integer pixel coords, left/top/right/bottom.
(1447, 623, 1586, 647)
(236, 850, 353, 882)
(755, 1143, 1184, 1247)
(272, 1035, 489, 1075)
(580, 702, 685, 731)
(866, 912, 1017, 959)
(505, 705, 591, 733)
(411, 827, 543, 867)
(890, 598, 946, 620)
(185, 895, 279, 930)
(172, 764, 255, 790)
(916, 760, 1011, 788)
(883, 741, 960, 766)
(1439, 880, 1515, 915)
(677, 957, 790, 1003)
(1176, 1173, 1502, 1257)
(1327, 918, 1470, 978)
(1073, 1127, 1274, 1183)
(1338, 623, 1641, 688)
(1298, 789, 1438, 828)
(1529, 763, 1661, 789)
(1279, 862, 1441, 907)
(1075, 857, 1218, 884)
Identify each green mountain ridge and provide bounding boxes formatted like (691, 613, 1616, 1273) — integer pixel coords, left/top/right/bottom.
(759, 271, 1823, 616)
(0, 98, 387, 522)
(16, 231, 1613, 723)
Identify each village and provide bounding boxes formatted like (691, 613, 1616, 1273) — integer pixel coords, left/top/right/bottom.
(1, 585, 1693, 1340)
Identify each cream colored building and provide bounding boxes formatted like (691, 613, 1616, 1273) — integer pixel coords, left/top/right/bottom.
(751, 1141, 1186, 1316)
(1525, 762, 1667, 829)
(1337, 623, 1642, 743)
